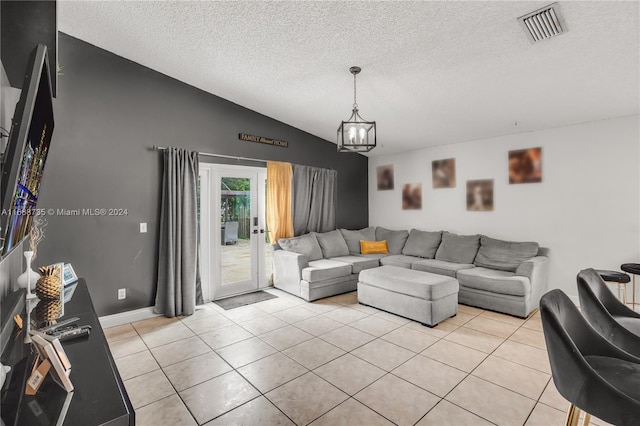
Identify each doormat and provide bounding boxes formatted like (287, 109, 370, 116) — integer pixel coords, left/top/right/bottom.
(213, 291, 278, 310)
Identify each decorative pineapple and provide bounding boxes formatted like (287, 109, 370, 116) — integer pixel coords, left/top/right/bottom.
(35, 266, 62, 300)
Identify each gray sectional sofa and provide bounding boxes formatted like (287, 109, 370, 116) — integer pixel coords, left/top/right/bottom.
(272, 227, 549, 317)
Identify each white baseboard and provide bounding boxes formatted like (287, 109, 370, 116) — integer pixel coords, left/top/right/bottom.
(99, 306, 160, 329)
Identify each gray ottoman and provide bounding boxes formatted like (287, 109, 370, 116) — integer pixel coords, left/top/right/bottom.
(358, 265, 459, 326)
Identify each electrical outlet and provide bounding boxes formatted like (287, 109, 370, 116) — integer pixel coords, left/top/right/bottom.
(118, 288, 126, 300)
(140, 223, 147, 233)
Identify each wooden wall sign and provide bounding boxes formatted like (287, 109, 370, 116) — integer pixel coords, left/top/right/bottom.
(238, 133, 288, 148)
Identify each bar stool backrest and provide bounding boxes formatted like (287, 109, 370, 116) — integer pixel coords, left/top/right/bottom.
(577, 269, 640, 357)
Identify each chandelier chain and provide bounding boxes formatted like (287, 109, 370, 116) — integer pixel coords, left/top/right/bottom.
(353, 73, 358, 110)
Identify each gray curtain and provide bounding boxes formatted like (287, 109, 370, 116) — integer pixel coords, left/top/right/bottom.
(292, 164, 337, 236)
(154, 147, 201, 317)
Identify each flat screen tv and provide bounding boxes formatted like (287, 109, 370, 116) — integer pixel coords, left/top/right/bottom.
(0, 44, 54, 255)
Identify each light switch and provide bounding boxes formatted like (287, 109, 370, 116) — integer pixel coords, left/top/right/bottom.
(140, 223, 147, 233)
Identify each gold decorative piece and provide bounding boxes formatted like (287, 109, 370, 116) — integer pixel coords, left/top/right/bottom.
(35, 266, 62, 300)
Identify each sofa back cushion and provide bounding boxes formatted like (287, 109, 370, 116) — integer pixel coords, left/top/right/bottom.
(402, 229, 442, 259)
(375, 227, 409, 254)
(316, 230, 350, 258)
(474, 235, 539, 272)
(340, 227, 376, 255)
(278, 233, 323, 261)
(435, 232, 480, 264)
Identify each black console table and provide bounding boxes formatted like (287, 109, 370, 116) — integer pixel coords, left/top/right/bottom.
(1, 279, 135, 425)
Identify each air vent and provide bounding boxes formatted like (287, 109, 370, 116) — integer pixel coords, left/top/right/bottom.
(517, 3, 566, 43)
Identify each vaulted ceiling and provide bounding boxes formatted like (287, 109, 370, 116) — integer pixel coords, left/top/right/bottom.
(59, 1, 639, 156)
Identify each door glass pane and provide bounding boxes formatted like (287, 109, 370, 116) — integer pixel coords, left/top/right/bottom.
(221, 177, 251, 285)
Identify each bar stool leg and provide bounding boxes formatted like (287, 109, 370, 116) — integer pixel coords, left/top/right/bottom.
(565, 404, 581, 426)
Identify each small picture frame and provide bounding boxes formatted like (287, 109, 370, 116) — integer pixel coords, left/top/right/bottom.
(62, 263, 78, 287)
(30, 333, 73, 392)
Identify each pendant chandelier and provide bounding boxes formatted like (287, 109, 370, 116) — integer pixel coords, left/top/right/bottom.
(337, 66, 376, 153)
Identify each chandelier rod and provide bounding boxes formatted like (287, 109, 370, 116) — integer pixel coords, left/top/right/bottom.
(353, 72, 358, 109)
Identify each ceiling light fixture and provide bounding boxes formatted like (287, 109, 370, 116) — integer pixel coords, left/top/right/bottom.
(337, 66, 376, 153)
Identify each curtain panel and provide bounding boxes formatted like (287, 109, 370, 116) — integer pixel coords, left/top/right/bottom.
(154, 147, 201, 317)
(266, 161, 294, 243)
(292, 164, 337, 236)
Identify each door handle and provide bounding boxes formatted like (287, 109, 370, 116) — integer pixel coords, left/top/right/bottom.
(252, 230, 258, 234)
(260, 229, 265, 234)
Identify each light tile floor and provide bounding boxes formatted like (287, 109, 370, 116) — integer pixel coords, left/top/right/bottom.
(106, 290, 613, 426)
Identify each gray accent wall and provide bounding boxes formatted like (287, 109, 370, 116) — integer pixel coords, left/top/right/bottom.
(35, 33, 368, 316)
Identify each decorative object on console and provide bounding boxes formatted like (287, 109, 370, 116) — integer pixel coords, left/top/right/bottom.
(376, 165, 394, 190)
(466, 179, 494, 211)
(29, 215, 47, 260)
(509, 147, 542, 184)
(337, 66, 376, 153)
(17, 250, 38, 293)
(35, 265, 62, 300)
(402, 183, 422, 210)
(34, 264, 64, 326)
(29, 333, 73, 392)
(432, 158, 456, 188)
(62, 263, 78, 287)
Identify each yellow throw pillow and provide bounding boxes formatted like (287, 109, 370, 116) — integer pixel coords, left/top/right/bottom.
(360, 240, 389, 254)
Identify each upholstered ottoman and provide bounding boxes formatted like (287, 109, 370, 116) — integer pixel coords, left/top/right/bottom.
(358, 265, 459, 326)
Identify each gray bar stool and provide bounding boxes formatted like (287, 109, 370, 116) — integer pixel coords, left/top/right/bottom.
(621, 263, 640, 311)
(595, 269, 630, 304)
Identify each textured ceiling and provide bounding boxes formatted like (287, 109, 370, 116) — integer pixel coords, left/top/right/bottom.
(59, 1, 640, 156)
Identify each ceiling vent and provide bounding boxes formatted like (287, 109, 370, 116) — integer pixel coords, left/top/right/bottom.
(517, 3, 566, 43)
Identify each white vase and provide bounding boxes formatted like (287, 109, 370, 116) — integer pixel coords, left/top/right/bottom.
(17, 251, 39, 292)
(17, 267, 40, 290)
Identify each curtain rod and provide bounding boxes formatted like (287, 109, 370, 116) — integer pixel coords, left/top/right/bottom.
(151, 145, 267, 163)
(151, 145, 335, 171)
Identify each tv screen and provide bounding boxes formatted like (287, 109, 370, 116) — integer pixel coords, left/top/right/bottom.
(0, 44, 54, 255)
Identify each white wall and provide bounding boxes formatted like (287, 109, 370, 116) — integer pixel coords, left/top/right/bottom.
(369, 115, 640, 302)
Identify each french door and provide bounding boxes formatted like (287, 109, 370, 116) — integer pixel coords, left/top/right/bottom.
(199, 164, 272, 301)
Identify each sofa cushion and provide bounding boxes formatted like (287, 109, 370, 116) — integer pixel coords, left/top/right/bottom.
(375, 227, 409, 254)
(402, 229, 442, 259)
(361, 240, 389, 255)
(457, 267, 530, 297)
(412, 259, 475, 278)
(278, 233, 323, 261)
(316, 230, 350, 258)
(435, 232, 480, 264)
(331, 255, 380, 274)
(380, 254, 423, 269)
(474, 235, 539, 272)
(340, 227, 376, 255)
(302, 259, 353, 282)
